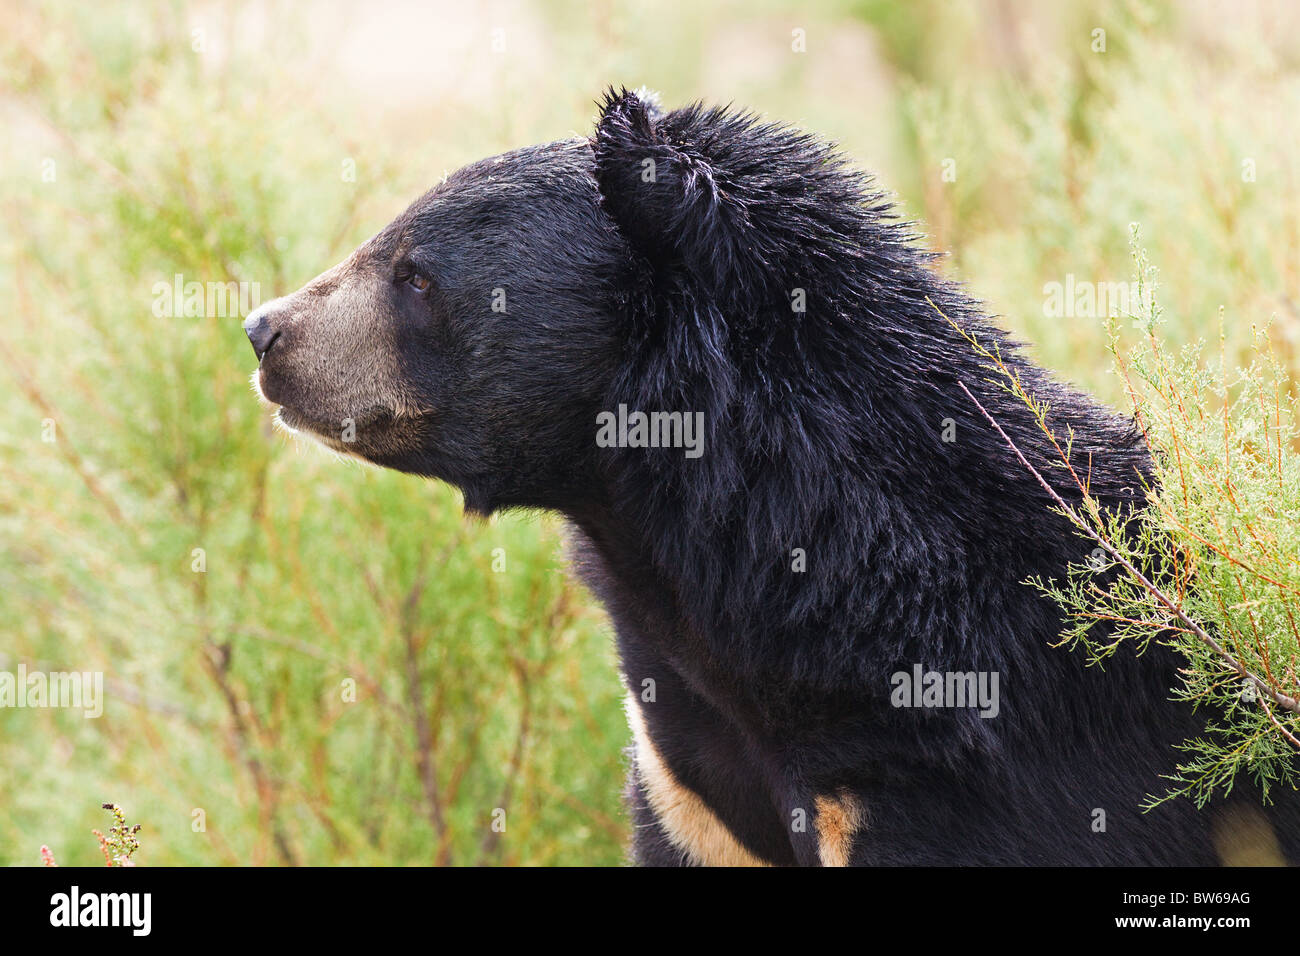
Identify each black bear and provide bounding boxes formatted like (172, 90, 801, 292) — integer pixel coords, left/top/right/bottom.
(244, 89, 1299, 865)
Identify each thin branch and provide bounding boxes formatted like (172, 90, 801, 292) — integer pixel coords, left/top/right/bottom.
(957, 379, 1300, 733)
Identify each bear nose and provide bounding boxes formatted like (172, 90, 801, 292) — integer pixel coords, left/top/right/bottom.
(243, 306, 281, 361)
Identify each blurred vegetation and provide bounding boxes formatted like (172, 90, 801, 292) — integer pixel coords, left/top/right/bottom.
(1, 0, 1297, 864)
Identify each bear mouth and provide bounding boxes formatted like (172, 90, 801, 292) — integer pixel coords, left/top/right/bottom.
(275, 404, 394, 442)
(274, 405, 327, 437)
(251, 369, 395, 447)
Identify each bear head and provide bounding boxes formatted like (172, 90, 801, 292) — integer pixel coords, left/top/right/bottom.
(246, 88, 904, 518)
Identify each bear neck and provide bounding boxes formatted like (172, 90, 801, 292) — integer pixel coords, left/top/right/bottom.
(568, 275, 1153, 697)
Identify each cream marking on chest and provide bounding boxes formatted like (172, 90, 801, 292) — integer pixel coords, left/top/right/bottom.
(814, 788, 866, 866)
(624, 692, 771, 867)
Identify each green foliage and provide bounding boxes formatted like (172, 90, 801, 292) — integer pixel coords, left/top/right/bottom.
(0, 2, 626, 866)
(958, 233, 1300, 809)
(1046, 239, 1299, 807)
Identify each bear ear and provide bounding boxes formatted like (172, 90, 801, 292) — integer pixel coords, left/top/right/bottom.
(592, 87, 744, 291)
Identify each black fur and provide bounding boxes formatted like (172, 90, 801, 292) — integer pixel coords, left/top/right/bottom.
(251, 88, 1299, 865)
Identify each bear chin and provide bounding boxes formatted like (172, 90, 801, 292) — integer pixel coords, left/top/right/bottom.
(273, 403, 421, 471)
(271, 407, 347, 453)
(251, 368, 377, 455)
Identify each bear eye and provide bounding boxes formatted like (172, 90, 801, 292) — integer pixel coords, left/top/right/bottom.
(394, 259, 433, 293)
